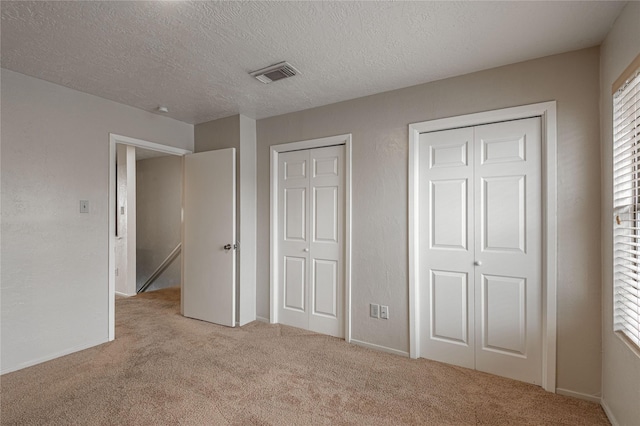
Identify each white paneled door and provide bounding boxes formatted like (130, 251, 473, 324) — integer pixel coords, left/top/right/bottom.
(183, 148, 236, 327)
(419, 117, 542, 385)
(278, 145, 345, 338)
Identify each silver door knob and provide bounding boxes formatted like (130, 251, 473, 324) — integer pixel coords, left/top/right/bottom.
(474, 260, 482, 266)
(303, 248, 309, 252)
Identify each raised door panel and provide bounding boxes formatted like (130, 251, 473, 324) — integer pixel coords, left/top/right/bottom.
(430, 179, 468, 250)
(430, 270, 469, 345)
(285, 158, 307, 180)
(481, 176, 526, 253)
(480, 274, 526, 356)
(284, 188, 306, 242)
(313, 186, 338, 243)
(284, 256, 306, 312)
(481, 136, 526, 165)
(431, 141, 468, 168)
(312, 259, 338, 318)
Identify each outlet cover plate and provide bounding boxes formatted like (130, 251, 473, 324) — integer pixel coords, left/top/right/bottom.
(380, 305, 389, 319)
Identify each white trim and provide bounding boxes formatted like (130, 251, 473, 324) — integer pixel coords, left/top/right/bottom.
(0, 340, 105, 375)
(350, 339, 410, 358)
(256, 316, 270, 323)
(408, 101, 558, 392)
(601, 398, 621, 426)
(556, 388, 601, 404)
(108, 134, 192, 341)
(115, 291, 135, 298)
(110, 134, 192, 157)
(270, 134, 353, 342)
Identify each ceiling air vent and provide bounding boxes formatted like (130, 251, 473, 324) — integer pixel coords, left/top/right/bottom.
(249, 61, 300, 84)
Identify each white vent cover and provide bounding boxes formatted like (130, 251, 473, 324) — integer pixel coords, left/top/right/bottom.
(249, 61, 300, 84)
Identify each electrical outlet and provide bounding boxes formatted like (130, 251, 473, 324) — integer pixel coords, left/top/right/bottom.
(380, 305, 389, 320)
(370, 303, 379, 318)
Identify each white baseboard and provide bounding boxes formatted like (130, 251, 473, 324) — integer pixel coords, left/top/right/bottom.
(600, 398, 620, 426)
(1, 339, 106, 375)
(350, 339, 409, 357)
(255, 316, 270, 323)
(115, 291, 135, 297)
(556, 388, 601, 403)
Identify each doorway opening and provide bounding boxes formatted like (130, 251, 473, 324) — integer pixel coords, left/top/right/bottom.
(114, 144, 183, 296)
(108, 134, 192, 341)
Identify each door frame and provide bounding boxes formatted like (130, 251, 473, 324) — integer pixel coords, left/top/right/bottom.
(408, 101, 557, 392)
(270, 134, 353, 342)
(108, 133, 192, 341)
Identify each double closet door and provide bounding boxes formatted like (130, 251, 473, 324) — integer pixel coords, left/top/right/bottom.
(278, 145, 345, 338)
(419, 117, 542, 385)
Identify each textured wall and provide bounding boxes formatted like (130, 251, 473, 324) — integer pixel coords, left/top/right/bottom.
(257, 48, 602, 396)
(136, 155, 182, 293)
(0, 69, 193, 374)
(194, 115, 240, 153)
(599, 2, 640, 424)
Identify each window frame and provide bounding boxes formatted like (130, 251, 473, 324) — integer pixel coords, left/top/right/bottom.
(612, 56, 640, 352)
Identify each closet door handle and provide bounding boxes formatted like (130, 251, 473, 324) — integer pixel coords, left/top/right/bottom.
(303, 248, 309, 252)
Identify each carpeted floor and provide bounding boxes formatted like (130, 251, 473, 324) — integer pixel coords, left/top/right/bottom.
(1, 287, 609, 425)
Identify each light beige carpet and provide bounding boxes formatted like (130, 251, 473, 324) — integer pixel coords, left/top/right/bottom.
(1, 287, 609, 425)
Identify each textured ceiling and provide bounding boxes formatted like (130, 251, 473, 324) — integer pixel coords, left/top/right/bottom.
(1, 1, 626, 124)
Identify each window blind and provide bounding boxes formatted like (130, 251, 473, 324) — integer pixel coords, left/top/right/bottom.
(613, 64, 640, 348)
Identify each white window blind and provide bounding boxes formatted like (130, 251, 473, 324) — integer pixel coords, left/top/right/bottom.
(613, 65, 640, 348)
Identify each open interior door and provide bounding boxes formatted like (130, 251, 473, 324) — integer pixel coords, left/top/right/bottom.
(182, 148, 236, 327)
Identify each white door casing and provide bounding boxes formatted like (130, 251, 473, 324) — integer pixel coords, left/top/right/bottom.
(182, 148, 236, 327)
(278, 145, 345, 337)
(270, 134, 352, 342)
(409, 102, 557, 392)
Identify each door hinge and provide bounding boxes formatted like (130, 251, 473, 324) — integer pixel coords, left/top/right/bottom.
(223, 242, 239, 251)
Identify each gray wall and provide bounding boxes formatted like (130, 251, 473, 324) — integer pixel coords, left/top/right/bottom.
(257, 48, 602, 397)
(195, 114, 240, 153)
(599, 2, 640, 424)
(136, 155, 183, 292)
(0, 69, 194, 374)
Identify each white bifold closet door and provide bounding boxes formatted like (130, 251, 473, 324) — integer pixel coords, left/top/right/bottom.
(419, 117, 542, 385)
(278, 145, 345, 338)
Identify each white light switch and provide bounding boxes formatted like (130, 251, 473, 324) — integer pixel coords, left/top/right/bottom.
(80, 200, 89, 213)
(380, 305, 389, 320)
